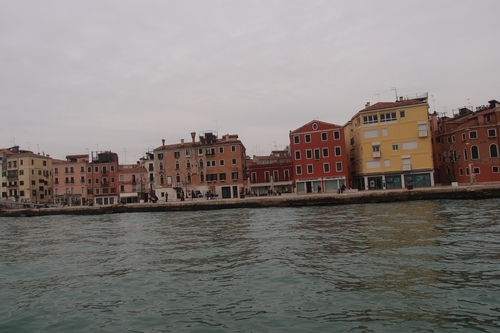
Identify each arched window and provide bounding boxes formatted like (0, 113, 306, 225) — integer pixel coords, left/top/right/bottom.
(471, 146, 479, 160)
(200, 172, 204, 182)
(160, 176, 164, 185)
(159, 162, 163, 171)
(176, 173, 181, 183)
(175, 161, 179, 169)
(199, 159, 204, 167)
(187, 160, 191, 168)
(187, 173, 191, 183)
(490, 144, 499, 158)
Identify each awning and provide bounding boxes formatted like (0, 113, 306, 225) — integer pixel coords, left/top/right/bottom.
(120, 193, 138, 198)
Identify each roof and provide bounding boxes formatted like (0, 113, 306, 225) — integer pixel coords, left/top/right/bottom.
(290, 120, 343, 134)
(360, 99, 426, 113)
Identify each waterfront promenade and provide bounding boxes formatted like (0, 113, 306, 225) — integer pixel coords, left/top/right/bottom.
(2, 184, 500, 217)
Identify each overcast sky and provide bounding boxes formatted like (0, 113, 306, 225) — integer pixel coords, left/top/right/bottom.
(1, 0, 499, 162)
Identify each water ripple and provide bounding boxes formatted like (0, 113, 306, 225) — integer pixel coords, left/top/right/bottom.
(1, 200, 500, 332)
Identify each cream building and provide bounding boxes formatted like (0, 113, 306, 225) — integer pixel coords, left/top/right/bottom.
(345, 94, 434, 190)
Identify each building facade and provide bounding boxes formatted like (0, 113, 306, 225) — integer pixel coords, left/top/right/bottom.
(118, 165, 148, 203)
(431, 99, 500, 185)
(86, 151, 119, 205)
(290, 120, 349, 194)
(345, 94, 434, 190)
(53, 154, 89, 206)
(153, 131, 247, 200)
(1, 146, 53, 203)
(247, 148, 293, 195)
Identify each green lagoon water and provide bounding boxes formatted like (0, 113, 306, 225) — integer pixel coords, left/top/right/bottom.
(1, 199, 500, 332)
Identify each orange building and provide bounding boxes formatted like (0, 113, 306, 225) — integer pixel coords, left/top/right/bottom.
(153, 131, 247, 200)
(118, 165, 148, 203)
(87, 151, 119, 205)
(53, 154, 89, 206)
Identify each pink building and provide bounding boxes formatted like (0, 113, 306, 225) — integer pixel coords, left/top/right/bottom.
(53, 154, 89, 206)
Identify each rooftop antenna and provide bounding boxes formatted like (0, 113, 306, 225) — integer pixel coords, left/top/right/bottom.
(431, 95, 436, 111)
(391, 87, 398, 101)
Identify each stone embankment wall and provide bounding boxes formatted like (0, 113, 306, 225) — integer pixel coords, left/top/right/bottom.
(1, 185, 500, 217)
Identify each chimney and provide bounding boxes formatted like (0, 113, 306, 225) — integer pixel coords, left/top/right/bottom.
(399, 96, 404, 101)
(191, 132, 196, 143)
(181, 139, 185, 145)
(162, 139, 165, 146)
(365, 102, 370, 108)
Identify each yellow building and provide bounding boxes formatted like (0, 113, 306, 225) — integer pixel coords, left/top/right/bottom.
(1, 146, 53, 203)
(344, 94, 434, 190)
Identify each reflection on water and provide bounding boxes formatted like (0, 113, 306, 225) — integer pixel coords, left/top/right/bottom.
(1, 199, 500, 332)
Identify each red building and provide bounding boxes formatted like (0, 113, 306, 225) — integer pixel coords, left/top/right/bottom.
(87, 151, 120, 205)
(247, 148, 293, 196)
(431, 99, 500, 185)
(289, 120, 349, 193)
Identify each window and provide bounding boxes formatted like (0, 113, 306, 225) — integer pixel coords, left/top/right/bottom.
(231, 145, 236, 152)
(463, 149, 468, 161)
(392, 143, 399, 151)
(473, 167, 480, 174)
(232, 172, 238, 180)
(158, 153, 164, 159)
(119, 175, 124, 181)
(219, 160, 225, 166)
(211, 161, 216, 166)
(324, 163, 330, 173)
(80, 176, 85, 183)
(493, 166, 499, 173)
(489, 129, 497, 138)
(187, 173, 191, 183)
(198, 148, 204, 155)
(471, 146, 479, 159)
(185, 150, 190, 157)
(333, 131, 340, 140)
(305, 134, 311, 143)
(295, 151, 301, 160)
(312, 123, 318, 130)
(94, 166, 99, 172)
(200, 172, 204, 182)
(219, 147, 224, 153)
(335, 147, 341, 156)
(307, 165, 313, 174)
(232, 159, 237, 165)
(306, 150, 312, 159)
(380, 112, 397, 122)
(199, 159, 204, 167)
(88, 166, 91, 173)
(81, 166, 85, 172)
(273, 170, 279, 182)
(294, 136, 299, 144)
(251, 172, 257, 183)
(321, 132, 327, 141)
(452, 135, 456, 142)
(265, 171, 270, 182)
(322, 148, 329, 157)
(314, 149, 320, 160)
(363, 115, 378, 124)
(186, 160, 191, 168)
(296, 165, 302, 175)
(336, 162, 343, 172)
(462, 133, 466, 141)
(176, 173, 181, 182)
(55, 168, 59, 174)
(284, 170, 290, 181)
(88, 179, 91, 184)
(399, 110, 406, 118)
(469, 131, 478, 139)
(175, 161, 179, 169)
(490, 144, 499, 158)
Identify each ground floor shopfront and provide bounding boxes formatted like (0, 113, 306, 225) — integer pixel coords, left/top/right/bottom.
(356, 170, 434, 190)
(295, 177, 347, 194)
(156, 183, 244, 201)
